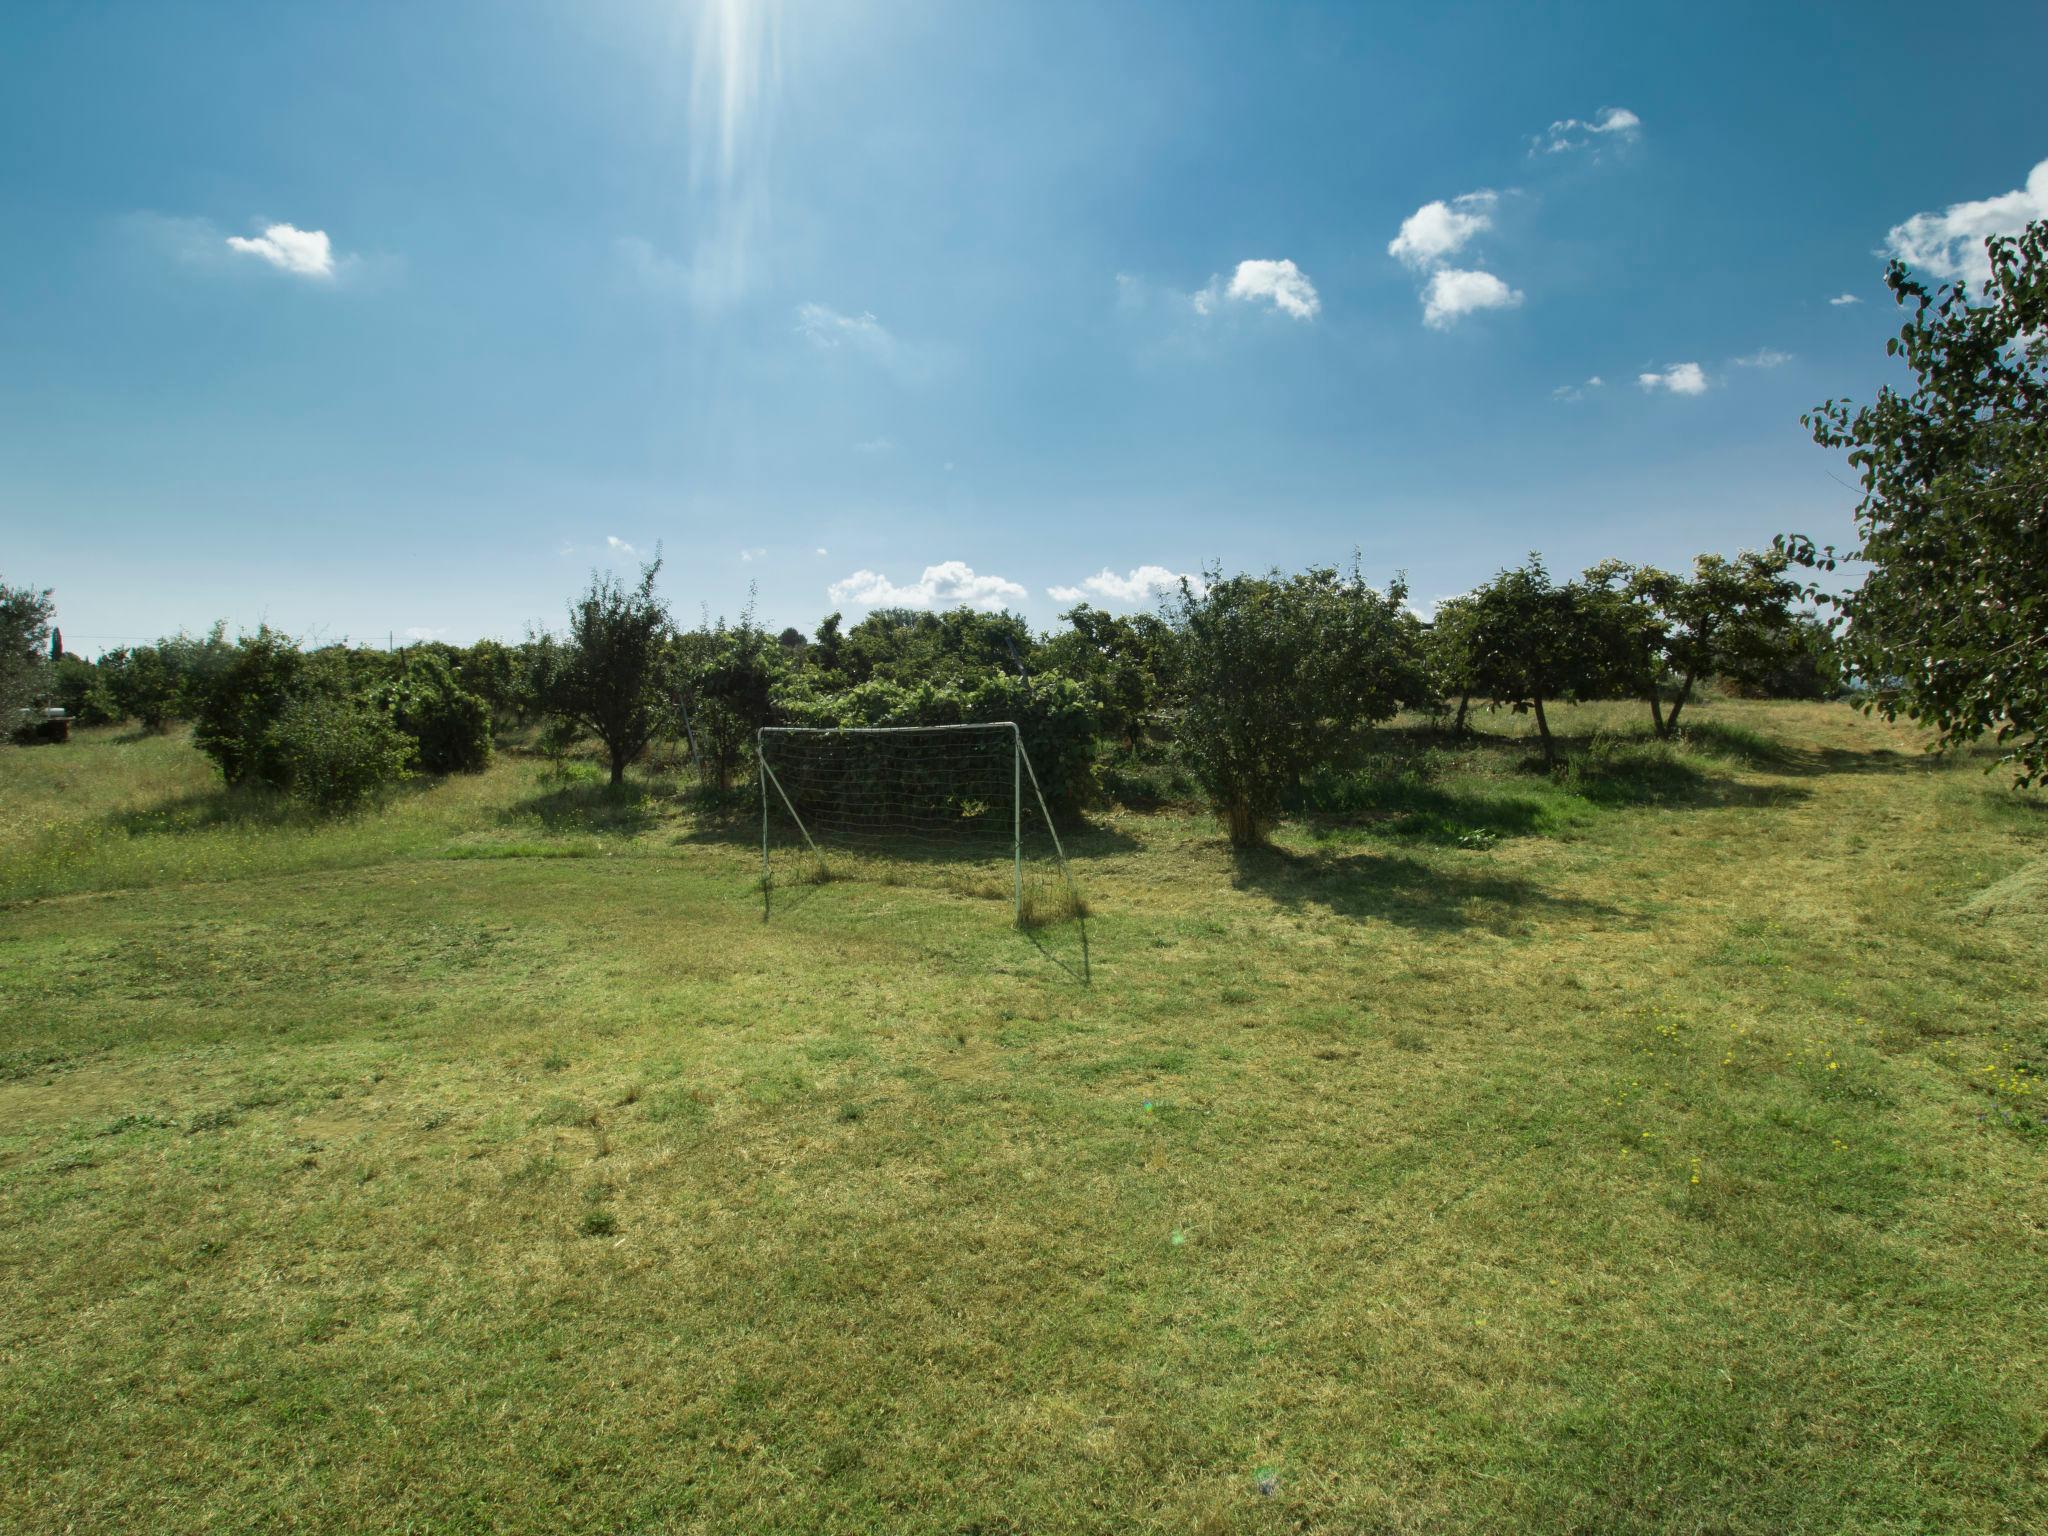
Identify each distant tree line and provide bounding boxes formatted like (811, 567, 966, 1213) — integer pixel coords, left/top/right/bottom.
(2, 540, 1836, 838)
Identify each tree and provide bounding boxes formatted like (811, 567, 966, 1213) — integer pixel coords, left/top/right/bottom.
(1790, 217, 2048, 785)
(1460, 557, 1615, 769)
(1038, 604, 1177, 756)
(1426, 595, 1484, 735)
(1585, 551, 1802, 736)
(679, 608, 780, 792)
(0, 578, 56, 726)
(370, 651, 492, 774)
(1170, 566, 1424, 847)
(549, 558, 672, 786)
(191, 627, 306, 787)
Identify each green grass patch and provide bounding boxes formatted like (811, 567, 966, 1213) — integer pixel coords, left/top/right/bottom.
(0, 702, 2042, 1533)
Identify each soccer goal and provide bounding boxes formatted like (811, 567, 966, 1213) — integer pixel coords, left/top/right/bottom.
(756, 723, 1086, 943)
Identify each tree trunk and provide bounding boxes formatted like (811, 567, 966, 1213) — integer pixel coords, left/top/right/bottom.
(1666, 672, 1697, 734)
(1225, 796, 1262, 848)
(609, 746, 626, 787)
(1648, 689, 1666, 738)
(1532, 694, 1556, 769)
(1454, 692, 1470, 736)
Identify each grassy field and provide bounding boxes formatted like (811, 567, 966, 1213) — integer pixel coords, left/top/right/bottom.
(2, 702, 2044, 1534)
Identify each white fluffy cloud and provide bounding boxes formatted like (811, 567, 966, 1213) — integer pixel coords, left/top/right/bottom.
(1046, 565, 1205, 607)
(606, 535, 637, 556)
(1731, 348, 1792, 368)
(1536, 106, 1641, 154)
(739, 547, 766, 562)
(1828, 293, 1862, 306)
(1638, 362, 1709, 396)
(1194, 259, 1321, 319)
(1884, 159, 2048, 286)
(404, 626, 448, 642)
(1229, 259, 1320, 318)
(1388, 191, 1496, 269)
(1423, 268, 1523, 329)
(827, 561, 1026, 613)
(224, 222, 335, 278)
(1551, 375, 1606, 402)
(1391, 191, 1521, 328)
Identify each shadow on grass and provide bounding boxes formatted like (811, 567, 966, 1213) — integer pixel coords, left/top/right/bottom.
(1231, 844, 1620, 932)
(1296, 777, 1560, 848)
(104, 777, 442, 836)
(675, 804, 1143, 861)
(500, 777, 662, 838)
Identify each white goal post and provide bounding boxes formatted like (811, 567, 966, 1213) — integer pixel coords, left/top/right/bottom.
(756, 722, 1081, 930)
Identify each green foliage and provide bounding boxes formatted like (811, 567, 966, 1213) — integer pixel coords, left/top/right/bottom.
(809, 606, 1038, 691)
(1036, 605, 1178, 755)
(1793, 216, 2048, 786)
(96, 630, 228, 732)
(676, 606, 781, 791)
(1719, 613, 1842, 700)
(452, 638, 523, 728)
(51, 655, 118, 727)
(1590, 551, 1806, 734)
(268, 695, 415, 811)
(773, 669, 1100, 814)
(371, 652, 492, 774)
(191, 627, 306, 788)
(1442, 557, 1617, 768)
(1170, 566, 1426, 845)
(545, 558, 672, 787)
(0, 577, 55, 724)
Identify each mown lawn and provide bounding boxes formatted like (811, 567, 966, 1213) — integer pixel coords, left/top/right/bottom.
(2, 702, 2043, 1534)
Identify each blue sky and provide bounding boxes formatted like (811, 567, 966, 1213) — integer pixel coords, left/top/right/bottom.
(4, 0, 2046, 652)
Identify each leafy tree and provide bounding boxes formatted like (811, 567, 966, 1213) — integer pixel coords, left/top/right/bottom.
(1593, 552, 1805, 736)
(679, 608, 780, 792)
(371, 652, 492, 774)
(52, 654, 119, 726)
(191, 627, 307, 787)
(0, 578, 55, 725)
(811, 612, 844, 672)
(1425, 595, 1484, 735)
(1788, 218, 2047, 784)
(1460, 557, 1616, 769)
(1170, 566, 1424, 846)
(452, 638, 521, 729)
(1719, 612, 1842, 700)
(1037, 604, 1177, 755)
(548, 558, 672, 786)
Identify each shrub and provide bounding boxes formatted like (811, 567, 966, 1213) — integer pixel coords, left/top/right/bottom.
(269, 695, 415, 811)
(191, 627, 305, 787)
(371, 653, 491, 774)
(1169, 566, 1426, 845)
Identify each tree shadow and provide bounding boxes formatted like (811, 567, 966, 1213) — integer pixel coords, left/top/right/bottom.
(674, 803, 1142, 860)
(1230, 844, 1621, 933)
(500, 778, 661, 837)
(103, 777, 443, 837)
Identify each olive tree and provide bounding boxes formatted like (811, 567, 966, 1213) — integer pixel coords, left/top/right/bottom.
(1170, 566, 1424, 847)
(549, 557, 672, 787)
(1789, 218, 2047, 785)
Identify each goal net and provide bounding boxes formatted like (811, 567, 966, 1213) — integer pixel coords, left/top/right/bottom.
(757, 723, 1086, 959)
